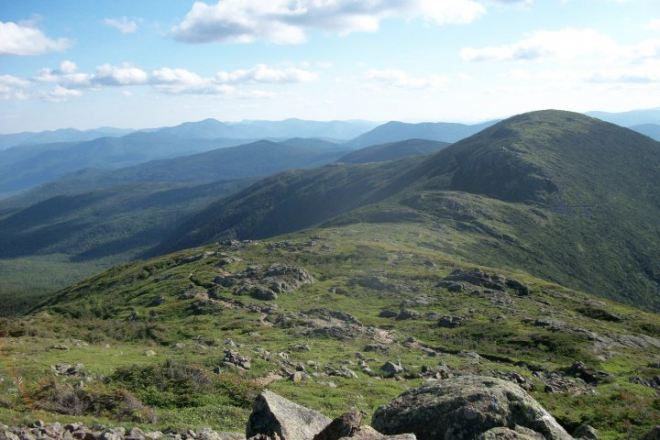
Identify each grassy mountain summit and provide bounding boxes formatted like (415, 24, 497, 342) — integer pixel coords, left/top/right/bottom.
(157, 110, 660, 310)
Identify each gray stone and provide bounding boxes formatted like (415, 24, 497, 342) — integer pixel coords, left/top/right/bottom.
(371, 375, 572, 440)
(573, 425, 598, 440)
(381, 362, 404, 375)
(246, 390, 331, 440)
(338, 426, 416, 440)
(478, 427, 544, 440)
(313, 411, 361, 440)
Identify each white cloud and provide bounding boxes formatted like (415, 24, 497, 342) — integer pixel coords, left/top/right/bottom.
(103, 17, 138, 34)
(94, 64, 149, 86)
(215, 64, 318, 84)
(645, 18, 660, 31)
(41, 86, 83, 102)
(364, 69, 447, 89)
(0, 75, 31, 100)
(172, 0, 485, 44)
(6, 62, 315, 102)
(461, 28, 618, 62)
(0, 21, 70, 56)
(152, 64, 316, 95)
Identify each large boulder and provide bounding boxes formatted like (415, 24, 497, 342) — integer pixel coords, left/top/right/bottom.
(371, 376, 572, 440)
(246, 390, 331, 440)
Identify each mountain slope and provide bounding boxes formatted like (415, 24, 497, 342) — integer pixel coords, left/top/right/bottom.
(4, 222, 659, 436)
(0, 133, 246, 199)
(1, 138, 347, 209)
(630, 123, 660, 141)
(343, 120, 496, 149)
(337, 139, 450, 163)
(157, 110, 660, 310)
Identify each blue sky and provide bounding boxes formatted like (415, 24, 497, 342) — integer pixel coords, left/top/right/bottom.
(1, 0, 659, 133)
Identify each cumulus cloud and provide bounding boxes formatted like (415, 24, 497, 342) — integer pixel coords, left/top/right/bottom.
(94, 63, 149, 86)
(364, 69, 447, 89)
(152, 64, 315, 96)
(461, 28, 618, 62)
(0, 75, 31, 100)
(41, 86, 83, 102)
(6, 61, 316, 102)
(0, 20, 71, 56)
(103, 16, 138, 34)
(215, 64, 318, 84)
(172, 0, 485, 44)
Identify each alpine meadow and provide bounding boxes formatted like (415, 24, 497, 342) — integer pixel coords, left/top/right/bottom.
(1, 1, 660, 440)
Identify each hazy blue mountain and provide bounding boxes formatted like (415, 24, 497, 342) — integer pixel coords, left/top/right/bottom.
(0, 127, 134, 150)
(343, 120, 497, 149)
(630, 123, 660, 141)
(337, 139, 450, 163)
(0, 133, 249, 199)
(155, 118, 379, 141)
(0, 138, 348, 209)
(587, 107, 660, 127)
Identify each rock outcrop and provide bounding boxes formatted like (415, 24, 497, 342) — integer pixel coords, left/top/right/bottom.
(246, 390, 331, 440)
(371, 376, 572, 440)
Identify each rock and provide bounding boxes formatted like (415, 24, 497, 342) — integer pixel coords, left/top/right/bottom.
(148, 296, 166, 307)
(566, 361, 611, 384)
(643, 426, 660, 440)
(396, 309, 419, 321)
(246, 389, 331, 440)
(329, 367, 358, 379)
(250, 286, 279, 301)
(145, 350, 157, 357)
(339, 427, 416, 440)
(224, 349, 251, 370)
(364, 344, 389, 354)
(51, 344, 70, 351)
(379, 310, 399, 318)
(371, 375, 572, 440)
(573, 425, 598, 440)
(313, 411, 361, 440)
(438, 316, 462, 328)
(381, 362, 404, 375)
(478, 427, 544, 440)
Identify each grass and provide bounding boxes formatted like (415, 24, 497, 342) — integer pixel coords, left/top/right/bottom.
(0, 222, 658, 436)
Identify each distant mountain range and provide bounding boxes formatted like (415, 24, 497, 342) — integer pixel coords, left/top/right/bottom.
(0, 133, 249, 199)
(587, 107, 660, 127)
(0, 127, 134, 150)
(343, 120, 496, 149)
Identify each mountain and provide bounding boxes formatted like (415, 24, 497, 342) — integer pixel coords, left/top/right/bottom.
(0, 179, 254, 261)
(0, 133, 248, 199)
(156, 118, 379, 141)
(630, 123, 660, 141)
(158, 110, 660, 311)
(3, 110, 660, 437)
(0, 127, 135, 150)
(587, 107, 660, 127)
(343, 120, 497, 149)
(337, 139, 450, 164)
(0, 138, 350, 299)
(0, 138, 348, 209)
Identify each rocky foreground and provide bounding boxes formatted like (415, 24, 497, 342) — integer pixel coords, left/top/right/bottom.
(4, 375, 659, 440)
